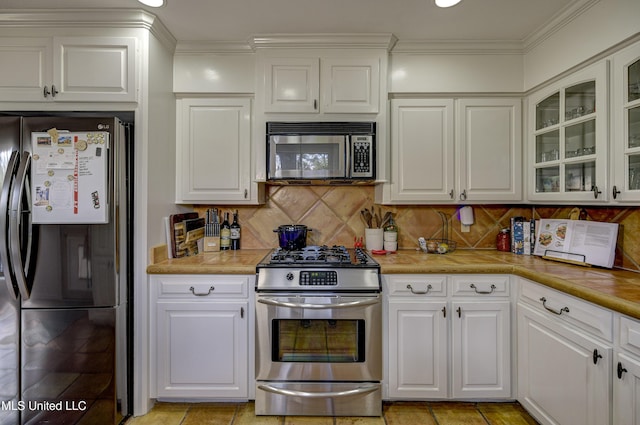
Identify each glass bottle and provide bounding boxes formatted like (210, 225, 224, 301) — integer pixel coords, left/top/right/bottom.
(230, 210, 241, 250)
(220, 212, 231, 251)
(383, 217, 398, 251)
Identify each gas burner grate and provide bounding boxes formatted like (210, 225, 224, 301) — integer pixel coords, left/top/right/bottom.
(269, 245, 354, 265)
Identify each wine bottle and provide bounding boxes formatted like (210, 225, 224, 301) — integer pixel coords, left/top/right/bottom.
(220, 212, 231, 250)
(230, 210, 241, 250)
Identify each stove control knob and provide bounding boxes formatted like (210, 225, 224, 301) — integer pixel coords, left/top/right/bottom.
(286, 272, 294, 281)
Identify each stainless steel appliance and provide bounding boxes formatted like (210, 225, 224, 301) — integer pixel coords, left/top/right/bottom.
(267, 122, 375, 181)
(0, 115, 132, 424)
(255, 245, 382, 416)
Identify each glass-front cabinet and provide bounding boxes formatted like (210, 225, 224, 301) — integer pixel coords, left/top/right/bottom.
(612, 42, 640, 202)
(528, 62, 608, 202)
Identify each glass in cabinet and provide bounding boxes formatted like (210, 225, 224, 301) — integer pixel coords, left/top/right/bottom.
(529, 62, 607, 202)
(612, 43, 640, 202)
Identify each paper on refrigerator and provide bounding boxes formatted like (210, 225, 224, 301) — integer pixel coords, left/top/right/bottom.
(533, 219, 619, 268)
(31, 131, 109, 224)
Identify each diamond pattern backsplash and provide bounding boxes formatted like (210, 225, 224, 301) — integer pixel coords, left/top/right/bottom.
(195, 185, 640, 272)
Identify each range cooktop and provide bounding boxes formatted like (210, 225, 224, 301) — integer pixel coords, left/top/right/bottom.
(258, 245, 378, 268)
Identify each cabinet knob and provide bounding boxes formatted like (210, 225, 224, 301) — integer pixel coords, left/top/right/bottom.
(449, 189, 454, 199)
(459, 190, 467, 201)
(618, 361, 628, 379)
(592, 349, 602, 365)
(593, 186, 602, 199)
(613, 185, 621, 199)
(51, 84, 59, 97)
(43, 86, 51, 98)
(244, 189, 248, 199)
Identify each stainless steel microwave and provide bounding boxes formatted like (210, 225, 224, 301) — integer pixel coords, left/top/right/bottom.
(267, 122, 375, 181)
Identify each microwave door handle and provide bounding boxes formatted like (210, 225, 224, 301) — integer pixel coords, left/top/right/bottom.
(0, 151, 21, 300)
(345, 136, 351, 178)
(9, 152, 32, 300)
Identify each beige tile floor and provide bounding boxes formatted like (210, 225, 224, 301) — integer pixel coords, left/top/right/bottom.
(126, 401, 539, 425)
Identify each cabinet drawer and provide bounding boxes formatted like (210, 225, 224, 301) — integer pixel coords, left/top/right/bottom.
(154, 275, 250, 299)
(450, 275, 510, 297)
(519, 279, 613, 342)
(384, 275, 447, 297)
(619, 316, 640, 357)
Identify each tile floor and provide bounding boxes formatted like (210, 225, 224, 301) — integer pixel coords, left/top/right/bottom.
(126, 401, 539, 425)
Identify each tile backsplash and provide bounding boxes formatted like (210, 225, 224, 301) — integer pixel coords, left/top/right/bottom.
(195, 185, 640, 272)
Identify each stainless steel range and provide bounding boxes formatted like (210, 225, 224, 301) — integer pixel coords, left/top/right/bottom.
(255, 245, 382, 417)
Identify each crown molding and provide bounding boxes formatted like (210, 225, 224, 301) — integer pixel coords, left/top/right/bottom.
(391, 39, 524, 54)
(0, 9, 176, 51)
(249, 33, 398, 51)
(175, 41, 255, 54)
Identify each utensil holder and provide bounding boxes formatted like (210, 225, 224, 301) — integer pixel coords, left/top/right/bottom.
(365, 228, 383, 251)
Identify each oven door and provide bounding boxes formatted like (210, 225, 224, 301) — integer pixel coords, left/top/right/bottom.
(255, 293, 381, 382)
(268, 135, 346, 179)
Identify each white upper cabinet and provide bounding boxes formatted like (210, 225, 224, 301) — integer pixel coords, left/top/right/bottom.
(0, 36, 136, 103)
(263, 55, 380, 114)
(176, 97, 262, 204)
(611, 42, 640, 202)
(527, 62, 609, 203)
(387, 97, 521, 204)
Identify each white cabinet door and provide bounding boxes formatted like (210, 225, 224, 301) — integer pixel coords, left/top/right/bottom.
(0, 36, 136, 103)
(263, 57, 319, 113)
(388, 300, 448, 398)
(389, 99, 456, 202)
(156, 301, 248, 398)
(611, 42, 640, 203)
(53, 37, 137, 102)
(614, 352, 640, 425)
(451, 301, 511, 398)
(518, 303, 611, 425)
(457, 98, 522, 202)
(176, 98, 259, 203)
(0, 37, 52, 102)
(321, 57, 379, 113)
(527, 62, 609, 203)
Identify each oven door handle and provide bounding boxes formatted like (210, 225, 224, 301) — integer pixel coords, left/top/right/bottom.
(257, 296, 379, 309)
(257, 383, 379, 398)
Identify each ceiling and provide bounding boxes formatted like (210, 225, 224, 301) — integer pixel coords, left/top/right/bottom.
(0, 0, 582, 45)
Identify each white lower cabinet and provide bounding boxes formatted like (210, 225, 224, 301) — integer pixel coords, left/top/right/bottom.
(386, 274, 511, 400)
(150, 275, 251, 399)
(517, 279, 612, 425)
(614, 315, 640, 424)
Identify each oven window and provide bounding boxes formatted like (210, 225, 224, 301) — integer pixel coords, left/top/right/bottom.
(272, 319, 365, 363)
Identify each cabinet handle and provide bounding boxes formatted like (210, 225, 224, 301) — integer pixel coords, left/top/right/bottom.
(593, 186, 602, 199)
(470, 283, 496, 294)
(539, 297, 569, 315)
(618, 362, 628, 379)
(442, 306, 446, 318)
(313, 99, 318, 110)
(241, 307, 245, 319)
(43, 86, 51, 98)
(51, 84, 58, 97)
(613, 186, 621, 199)
(407, 284, 432, 295)
(190, 285, 214, 296)
(449, 189, 454, 199)
(459, 190, 467, 201)
(592, 349, 602, 365)
(244, 189, 248, 199)
(456, 306, 462, 318)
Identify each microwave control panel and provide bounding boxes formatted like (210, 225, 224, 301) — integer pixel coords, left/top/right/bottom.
(350, 136, 374, 178)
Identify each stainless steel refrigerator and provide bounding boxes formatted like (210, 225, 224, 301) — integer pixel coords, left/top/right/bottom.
(0, 116, 132, 424)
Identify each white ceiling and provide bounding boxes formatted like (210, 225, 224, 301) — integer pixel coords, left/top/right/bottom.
(0, 0, 581, 44)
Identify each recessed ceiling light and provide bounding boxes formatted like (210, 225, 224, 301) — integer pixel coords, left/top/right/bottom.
(435, 0, 462, 7)
(138, 0, 165, 7)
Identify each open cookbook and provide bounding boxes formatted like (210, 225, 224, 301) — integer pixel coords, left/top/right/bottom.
(533, 219, 619, 268)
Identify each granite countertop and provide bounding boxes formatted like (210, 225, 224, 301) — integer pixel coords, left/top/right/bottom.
(147, 248, 640, 320)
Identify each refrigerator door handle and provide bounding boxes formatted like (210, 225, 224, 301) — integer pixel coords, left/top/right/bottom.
(0, 151, 21, 300)
(9, 152, 32, 300)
